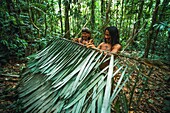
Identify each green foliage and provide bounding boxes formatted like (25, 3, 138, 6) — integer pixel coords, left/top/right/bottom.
(0, 11, 27, 61)
(1, 0, 169, 64)
(17, 39, 169, 113)
(0, 0, 169, 112)
(0, 47, 8, 65)
(17, 39, 127, 112)
(0, 0, 61, 64)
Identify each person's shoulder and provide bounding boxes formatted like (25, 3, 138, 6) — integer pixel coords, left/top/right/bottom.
(111, 43, 122, 52)
(112, 43, 122, 48)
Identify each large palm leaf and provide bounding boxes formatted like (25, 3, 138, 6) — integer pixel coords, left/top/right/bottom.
(18, 38, 170, 113)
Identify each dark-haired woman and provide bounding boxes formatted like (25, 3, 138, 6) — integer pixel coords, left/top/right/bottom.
(97, 26, 122, 70)
(97, 26, 121, 53)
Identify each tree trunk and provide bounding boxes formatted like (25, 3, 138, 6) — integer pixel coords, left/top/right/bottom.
(132, 0, 144, 47)
(134, 0, 144, 40)
(128, 0, 134, 37)
(119, 0, 124, 29)
(44, 14, 47, 37)
(115, 1, 119, 27)
(91, 0, 95, 30)
(51, 0, 54, 32)
(72, 1, 78, 37)
(143, 0, 160, 58)
(101, 0, 105, 24)
(105, 0, 112, 25)
(64, 1, 70, 39)
(151, 0, 169, 55)
(77, 2, 81, 33)
(58, 0, 63, 34)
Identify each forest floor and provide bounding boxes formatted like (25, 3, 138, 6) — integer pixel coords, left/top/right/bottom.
(0, 60, 170, 113)
(0, 60, 26, 113)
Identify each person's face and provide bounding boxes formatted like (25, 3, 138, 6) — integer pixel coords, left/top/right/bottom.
(104, 30, 111, 43)
(82, 32, 90, 40)
(86, 33, 91, 39)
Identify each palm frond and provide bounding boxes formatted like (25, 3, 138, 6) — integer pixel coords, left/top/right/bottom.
(18, 38, 169, 113)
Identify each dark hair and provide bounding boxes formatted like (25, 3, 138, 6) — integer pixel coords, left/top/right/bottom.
(104, 26, 120, 46)
(82, 27, 91, 34)
(81, 27, 91, 41)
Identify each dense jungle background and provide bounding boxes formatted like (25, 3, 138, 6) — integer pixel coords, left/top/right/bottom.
(0, 0, 170, 113)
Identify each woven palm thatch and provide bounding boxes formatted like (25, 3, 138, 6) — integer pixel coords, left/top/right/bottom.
(18, 38, 168, 113)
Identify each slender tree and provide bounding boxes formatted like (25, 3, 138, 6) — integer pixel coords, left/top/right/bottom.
(151, 0, 169, 55)
(105, 0, 112, 25)
(50, 0, 54, 32)
(128, 0, 135, 37)
(134, 0, 144, 39)
(119, 0, 124, 29)
(101, 0, 105, 25)
(77, 2, 81, 33)
(115, 1, 119, 27)
(132, 0, 144, 47)
(144, 0, 160, 58)
(91, 0, 95, 30)
(64, 0, 70, 39)
(58, 0, 63, 34)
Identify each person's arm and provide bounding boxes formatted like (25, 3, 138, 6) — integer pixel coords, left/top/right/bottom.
(97, 43, 108, 54)
(72, 38, 80, 43)
(111, 44, 122, 53)
(86, 39, 96, 48)
(89, 39, 94, 44)
(97, 43, 104, 49)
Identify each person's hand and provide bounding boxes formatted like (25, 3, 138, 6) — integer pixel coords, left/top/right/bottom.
(86, 43, 96, 48)
(89, 39, 94, 44)
(72, 38, 79, 42)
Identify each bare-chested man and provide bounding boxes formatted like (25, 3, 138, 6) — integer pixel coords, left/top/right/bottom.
(97, 26, 121, 53)
(97, 26, 122, 69)
(73, 27, 94, 46)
